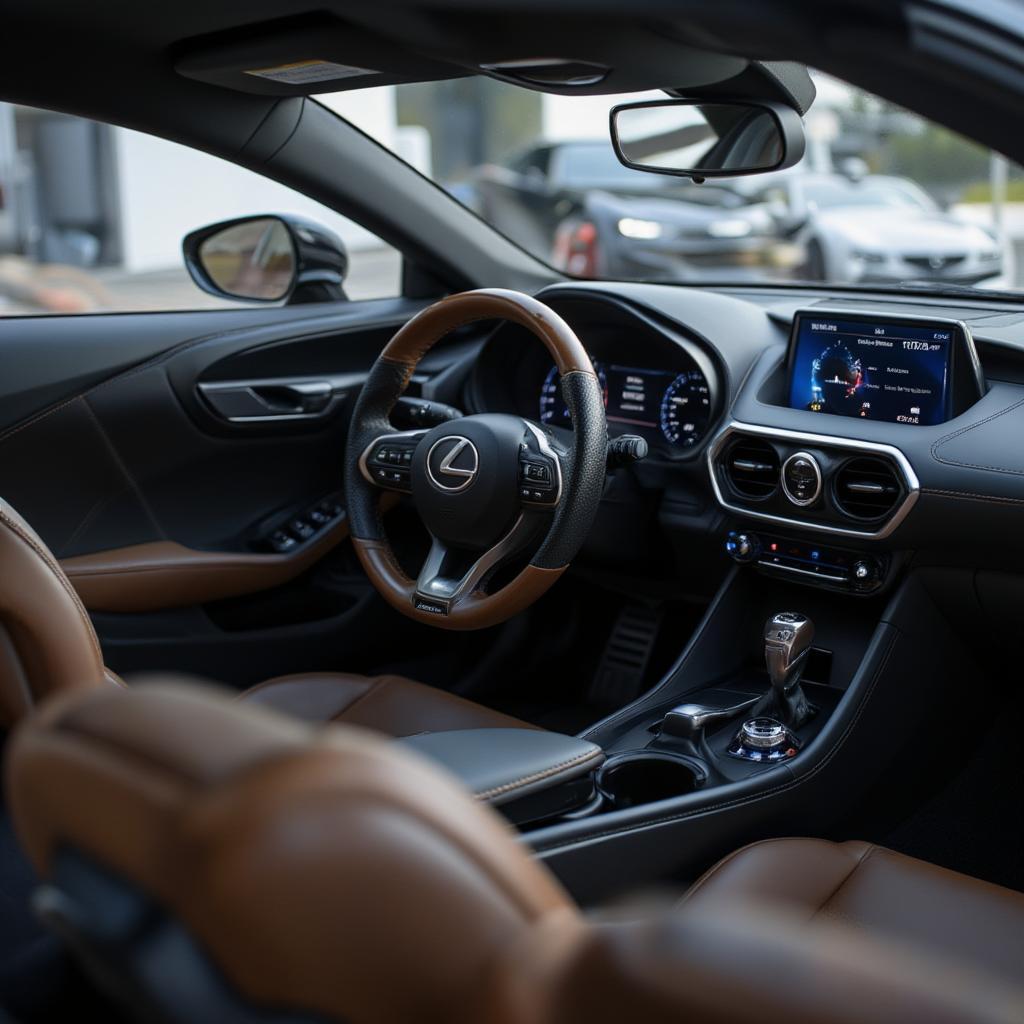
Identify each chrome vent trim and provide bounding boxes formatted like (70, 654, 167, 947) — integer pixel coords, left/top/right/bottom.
(707, 421, 920, 540)
(724, 438, 780, 499)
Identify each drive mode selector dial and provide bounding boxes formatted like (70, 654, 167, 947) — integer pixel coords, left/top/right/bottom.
(781, 451, 822, 507)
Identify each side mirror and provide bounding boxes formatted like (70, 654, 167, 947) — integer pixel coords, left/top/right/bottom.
(610, 98, 805, 182)
(183, 214, 349, 304)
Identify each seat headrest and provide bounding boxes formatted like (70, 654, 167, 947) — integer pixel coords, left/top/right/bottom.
(5, 682, 577, 1023)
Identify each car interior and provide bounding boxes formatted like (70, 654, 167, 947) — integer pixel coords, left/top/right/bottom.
(1, 1, 1024, 1021)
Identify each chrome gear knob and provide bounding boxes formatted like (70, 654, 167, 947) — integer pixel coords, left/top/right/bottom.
(763, 611, 814, 697)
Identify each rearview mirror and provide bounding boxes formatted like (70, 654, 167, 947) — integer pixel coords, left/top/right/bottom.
(610, 98, 804, 182)
(183, 214, 349, 304)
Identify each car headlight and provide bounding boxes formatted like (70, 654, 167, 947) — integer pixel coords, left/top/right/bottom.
(707, 218, 753, 238)
(617, 217, 663, 240)
(979, 249, 1001, 261)
(852, 250, 886, 264)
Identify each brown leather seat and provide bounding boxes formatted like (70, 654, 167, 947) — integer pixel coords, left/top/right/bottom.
(6, 682, 1024, 1024)
(679, 836, 1024, 986)
(0, 500, 115, 729)
(0, 498, 529, 737)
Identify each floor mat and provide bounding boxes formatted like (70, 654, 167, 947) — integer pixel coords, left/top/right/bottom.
(881, 714, 1024, 893)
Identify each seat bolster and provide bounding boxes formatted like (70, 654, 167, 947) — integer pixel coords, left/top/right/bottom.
(495, 905, 1024, 1024)
(680, 837, 1024, 987)
(241, 672, 537, 735)
(0, 500, 109, 728)
(679, 837, 874, 918)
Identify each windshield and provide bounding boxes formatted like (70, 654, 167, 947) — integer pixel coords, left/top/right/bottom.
(802, 180, 929, 210)
(551, 143, 653, 188)
(324, 73, 1022, 292)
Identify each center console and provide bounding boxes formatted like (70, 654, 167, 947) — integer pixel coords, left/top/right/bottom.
(496, 307, 992, 903)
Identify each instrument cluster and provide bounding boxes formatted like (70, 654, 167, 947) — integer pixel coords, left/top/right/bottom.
(468, 293, 721, 460)
(539, 359, 714, 451)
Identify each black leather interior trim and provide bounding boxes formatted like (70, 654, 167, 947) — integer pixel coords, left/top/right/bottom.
(344, 356, 412, 541)
(930, 397, 1024, 475)
(397, 728, 604, 806)
(0, 302, 422, 444)
(532, 371, 607, 569)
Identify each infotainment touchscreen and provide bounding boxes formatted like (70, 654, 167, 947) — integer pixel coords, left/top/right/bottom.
(787, 313, 955, 426)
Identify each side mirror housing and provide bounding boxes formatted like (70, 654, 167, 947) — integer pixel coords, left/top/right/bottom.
(610, 98, 805, 182)
(183, 214, 349, 305)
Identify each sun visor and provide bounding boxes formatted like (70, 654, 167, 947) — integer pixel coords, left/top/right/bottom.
(174, 11, 811, 111)
(174, 15, 468, 96)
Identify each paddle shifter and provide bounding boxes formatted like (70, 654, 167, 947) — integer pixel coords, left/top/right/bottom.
(728, 612, 815, 762)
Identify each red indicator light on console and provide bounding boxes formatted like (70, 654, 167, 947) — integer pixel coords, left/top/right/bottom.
(770, 543, 778, 552)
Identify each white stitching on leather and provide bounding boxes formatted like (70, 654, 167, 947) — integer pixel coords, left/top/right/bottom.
(476, 748, 604, 801)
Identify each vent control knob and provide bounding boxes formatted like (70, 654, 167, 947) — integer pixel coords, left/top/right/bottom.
(851, 557, 883, 591)
(725, 531, 760, 564)
(781, 451, 822, 507)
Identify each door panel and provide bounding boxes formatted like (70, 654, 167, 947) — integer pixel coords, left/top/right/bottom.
(0, 299, 480, 685)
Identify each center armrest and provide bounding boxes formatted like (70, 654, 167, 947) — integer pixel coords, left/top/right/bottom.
(397, 728, 604, 824)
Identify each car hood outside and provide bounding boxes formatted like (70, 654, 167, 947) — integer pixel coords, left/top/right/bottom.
(813, 207, 996, 253)
(585, 190, 766, 232)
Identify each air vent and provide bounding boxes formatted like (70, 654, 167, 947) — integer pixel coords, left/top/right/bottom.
(833, 457, 902, 520)
(724, 439, 780, 499)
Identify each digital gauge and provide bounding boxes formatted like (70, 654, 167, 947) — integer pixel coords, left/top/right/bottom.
(659, 370, 712, 446)
(540, 360, 608, 426)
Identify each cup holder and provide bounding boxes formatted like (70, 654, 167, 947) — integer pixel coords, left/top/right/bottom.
(595, 750, 706, 810)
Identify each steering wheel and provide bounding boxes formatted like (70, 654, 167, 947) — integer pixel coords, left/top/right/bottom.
(344, 289, 607, 630)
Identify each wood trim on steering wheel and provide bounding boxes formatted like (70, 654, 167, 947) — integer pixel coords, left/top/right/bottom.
(344, 289, 607, 630)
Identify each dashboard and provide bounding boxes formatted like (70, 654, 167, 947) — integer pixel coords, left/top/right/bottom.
(458, 279, 1024, 591)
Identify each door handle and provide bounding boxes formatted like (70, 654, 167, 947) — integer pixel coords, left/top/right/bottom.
(197, 373, 365, 423)
(250, 380, 333, 415)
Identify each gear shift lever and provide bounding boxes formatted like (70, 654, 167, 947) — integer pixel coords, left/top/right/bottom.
(756, 611, 814, 728)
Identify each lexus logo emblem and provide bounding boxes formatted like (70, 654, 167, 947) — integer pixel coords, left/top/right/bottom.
(426, 435, 479, 492)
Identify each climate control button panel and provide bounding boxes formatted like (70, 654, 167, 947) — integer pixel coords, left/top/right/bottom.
(725, 530, 888, 594)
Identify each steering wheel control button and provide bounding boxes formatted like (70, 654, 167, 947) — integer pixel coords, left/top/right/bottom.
(519, 457, 557, 506)
(781, 451, 822, 507)
(727, 717, 801, 762)
(362, 434, 422, 493)
(517, 424, 562, 509)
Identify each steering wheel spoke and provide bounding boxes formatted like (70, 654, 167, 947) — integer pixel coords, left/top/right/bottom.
(359, 429, 427, 494)
(517, 420, 564, 508)
(414, 515, 539, 614)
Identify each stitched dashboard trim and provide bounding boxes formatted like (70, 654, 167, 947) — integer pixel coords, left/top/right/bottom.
(930, 397, 1024, 475)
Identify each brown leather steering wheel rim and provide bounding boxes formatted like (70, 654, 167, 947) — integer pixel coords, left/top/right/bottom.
(343, 289, 607, 630)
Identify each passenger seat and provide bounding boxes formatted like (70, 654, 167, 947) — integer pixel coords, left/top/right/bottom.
(5, 683, 1024, 1024)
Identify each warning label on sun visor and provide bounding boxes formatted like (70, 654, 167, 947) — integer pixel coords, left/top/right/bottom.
(244, 60, 379, 85)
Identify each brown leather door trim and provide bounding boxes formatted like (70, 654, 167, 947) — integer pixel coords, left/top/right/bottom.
(62, 519, 351, 613)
